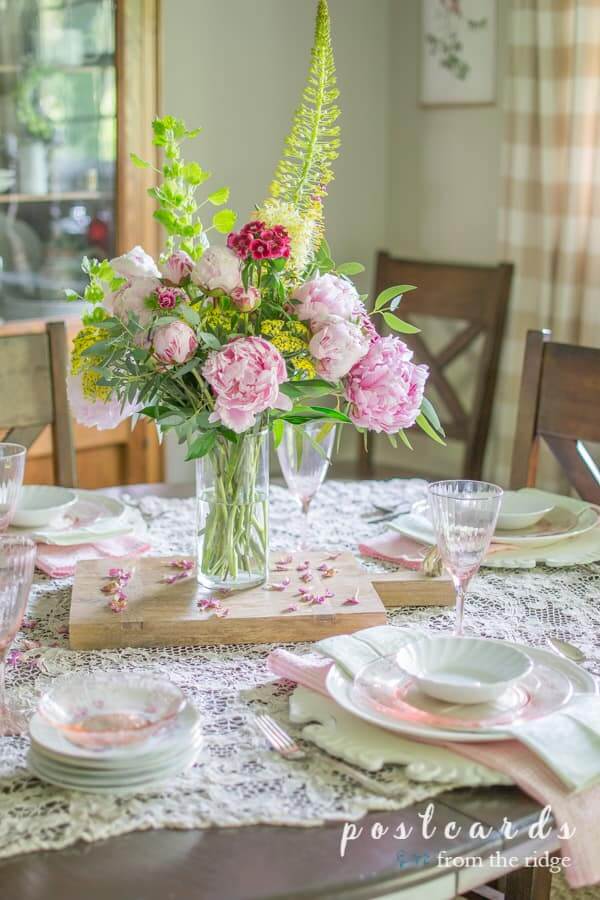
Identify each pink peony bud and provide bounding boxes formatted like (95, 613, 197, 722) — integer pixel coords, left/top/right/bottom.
(160, 250, 194, 285)
(153, 321, 198, 366)
(230, 285, 261, 312)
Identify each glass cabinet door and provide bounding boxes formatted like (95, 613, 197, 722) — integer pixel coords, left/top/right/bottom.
(0, 0, 116, 321)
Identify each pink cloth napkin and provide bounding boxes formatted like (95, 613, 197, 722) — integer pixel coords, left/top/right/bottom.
(358, 532, 429, 570)
(36, 535, 151, 578)
(359, 531, 516, 570)
(268, 647, 600, 889)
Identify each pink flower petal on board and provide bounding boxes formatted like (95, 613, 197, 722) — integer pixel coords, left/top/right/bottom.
(282, 605, 298, 613)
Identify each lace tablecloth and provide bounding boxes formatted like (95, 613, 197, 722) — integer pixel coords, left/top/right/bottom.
(1, 479, 600, 860)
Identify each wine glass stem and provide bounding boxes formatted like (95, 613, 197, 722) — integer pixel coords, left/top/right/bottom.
(454, 584, 466, 636)
(300, 499, 311, 551)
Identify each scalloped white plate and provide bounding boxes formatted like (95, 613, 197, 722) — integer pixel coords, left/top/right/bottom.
(289, 687, 512, 785)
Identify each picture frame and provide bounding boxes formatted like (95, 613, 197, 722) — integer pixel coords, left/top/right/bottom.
(420, 0, 497, 107)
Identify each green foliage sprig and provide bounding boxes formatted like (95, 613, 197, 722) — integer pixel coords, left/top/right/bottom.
(130, 116, 236, 260)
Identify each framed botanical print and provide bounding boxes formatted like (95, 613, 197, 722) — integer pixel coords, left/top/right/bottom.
(421, 0, 496, 106)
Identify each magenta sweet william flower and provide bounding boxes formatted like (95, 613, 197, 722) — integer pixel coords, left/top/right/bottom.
(308, 316, 370, 381)
(227, 222, 291, 261)
(344, 336, 429, 433)
(230, 285, 261, 312)
(293, 273, 358, 324)
(153, 321, 198, 366)
(160, 250, 194, 285)
(202, 336, 293, 432)
(155, 285, 186, 309)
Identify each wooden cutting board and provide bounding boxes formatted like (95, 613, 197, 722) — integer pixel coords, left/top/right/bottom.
(69, 552, 454, 650)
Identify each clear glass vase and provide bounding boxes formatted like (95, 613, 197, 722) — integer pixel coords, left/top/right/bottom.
(195, 429, 269, 591)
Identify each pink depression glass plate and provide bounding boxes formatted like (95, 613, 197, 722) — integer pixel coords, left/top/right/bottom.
(38, 674, 185, 751)
(350, 655, 573, 733)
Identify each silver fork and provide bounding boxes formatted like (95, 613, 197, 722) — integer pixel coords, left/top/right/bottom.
(254, 714, 404, 798)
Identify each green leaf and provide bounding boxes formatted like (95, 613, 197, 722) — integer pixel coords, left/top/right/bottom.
(416, 413, 446, 446)
(421, 396, 445, 437)
(130, 152, 150, 169)
(64, 289, 81, 301)
(185, 431, 217, 461)
(290, 405, 351, 424)
(199, 331, 222, 350)
(272, 418, 284, 449)
(374, 284, 417, 311)
(382, 313, 421, 334)
(279, 379, 333, 400)
(81, 339, 114, 357)
(212, 209, 237, 233)
(397, 429, 414, 450)
(179, 305, 200, 327)
(336, 262, 365, 276)
(207, 187, 230, 205)
(182, 162, 211, 186)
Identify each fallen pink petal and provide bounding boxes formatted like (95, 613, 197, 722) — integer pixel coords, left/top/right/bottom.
(300, 573, 313, 583)
(282, 605, 298, 613)
(108, 568, 132, 581)
(170, 559, 194, 571)
(296, 561, 310, 571)
(215, 606, 230, 618)
(321, 568, 336, 578)
(198, 597, 222, 610)
(276, 554, 293, 566)
(101, 579, 122, 594)
(267, 577, 291, 591)
(342, 589, 360, 606)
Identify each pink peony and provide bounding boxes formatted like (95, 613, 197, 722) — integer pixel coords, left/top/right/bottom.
(160, 250, 194, 285)
(155, 285, 186, 309)
(67, 373, 141, 431)
(344, 336, 428, 433)
(202, 336, 292, 432)
(293, 273, 358, 324)
(191, 246, 241, 294)
(111, 245, 160, 279)
(153, 321, 198, 366)
(112, 277, 160, 326)
(308, 316, 370, 381)
(230, 285, 261, 312)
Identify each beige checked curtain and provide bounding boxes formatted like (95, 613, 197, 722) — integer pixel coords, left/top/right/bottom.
(487, 0, 600, 486)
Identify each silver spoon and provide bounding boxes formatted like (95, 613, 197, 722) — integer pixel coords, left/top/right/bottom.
(547, 637, 586, 664)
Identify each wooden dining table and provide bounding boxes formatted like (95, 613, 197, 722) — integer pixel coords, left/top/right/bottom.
(0, 483, 567, 900)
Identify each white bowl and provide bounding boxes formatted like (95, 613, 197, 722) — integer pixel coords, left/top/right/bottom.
(396, 636, 533, 705)
(496, 491, 554, 531)
(12, 485, 77, 528)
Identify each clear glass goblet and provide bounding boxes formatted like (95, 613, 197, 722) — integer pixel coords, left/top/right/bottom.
(0, 535, 36, 734)
(276, 420, 336, 550)
(428, 480, 503, 636)
(0, 443, 27, 532)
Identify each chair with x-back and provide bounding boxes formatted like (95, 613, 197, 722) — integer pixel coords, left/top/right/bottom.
(358, 252, 513, 480)
(510, 329, 600, 503)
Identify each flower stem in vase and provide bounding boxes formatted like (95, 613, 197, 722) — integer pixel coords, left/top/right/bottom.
(196, 429, 269, 591)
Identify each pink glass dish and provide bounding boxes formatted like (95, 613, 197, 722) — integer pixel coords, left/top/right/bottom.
(38, 674, 186, 750)
(350, 655, 573, 733)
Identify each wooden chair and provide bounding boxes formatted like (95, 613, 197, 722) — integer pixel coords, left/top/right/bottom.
(510, 329, 600, 503)
(0, 321, 77, 487)
(359, 252, 513, 479)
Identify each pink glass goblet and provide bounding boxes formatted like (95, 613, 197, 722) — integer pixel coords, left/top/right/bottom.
(428, 480, 503, 636)
(0, 443, 27, 532)
(0, 536, 36, 734)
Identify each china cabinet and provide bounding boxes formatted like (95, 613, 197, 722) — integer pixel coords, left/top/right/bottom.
(0, 0, 162, 486)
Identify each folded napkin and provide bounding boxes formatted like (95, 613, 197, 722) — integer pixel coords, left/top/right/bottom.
(359, 530, 515, 571)
(268, 626, 600, 889)
(36, 535, 151, 578)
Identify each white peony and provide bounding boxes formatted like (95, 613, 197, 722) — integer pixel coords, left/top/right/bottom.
(191, 246, 241, 294)
(111, 245, 161, 280)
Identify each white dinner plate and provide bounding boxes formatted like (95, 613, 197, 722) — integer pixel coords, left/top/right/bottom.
(408, 493, 599, 549)
(10, 490, 132, 545)
(28, 743, 199, 794)
(12, 485, 77, 528)
(325, 643, 597, 744)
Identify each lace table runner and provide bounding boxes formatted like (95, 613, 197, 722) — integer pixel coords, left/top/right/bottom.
(1, 479, 599, 860)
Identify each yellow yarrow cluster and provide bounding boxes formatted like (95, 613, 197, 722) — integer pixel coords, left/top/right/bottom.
(260, 318, 316, 379)
(71, 326, 111, 402)
(199, 305, 235, 333)
(257, 199, 317, 276)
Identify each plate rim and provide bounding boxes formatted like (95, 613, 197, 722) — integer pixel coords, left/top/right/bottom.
(325, 643, 597, 744)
